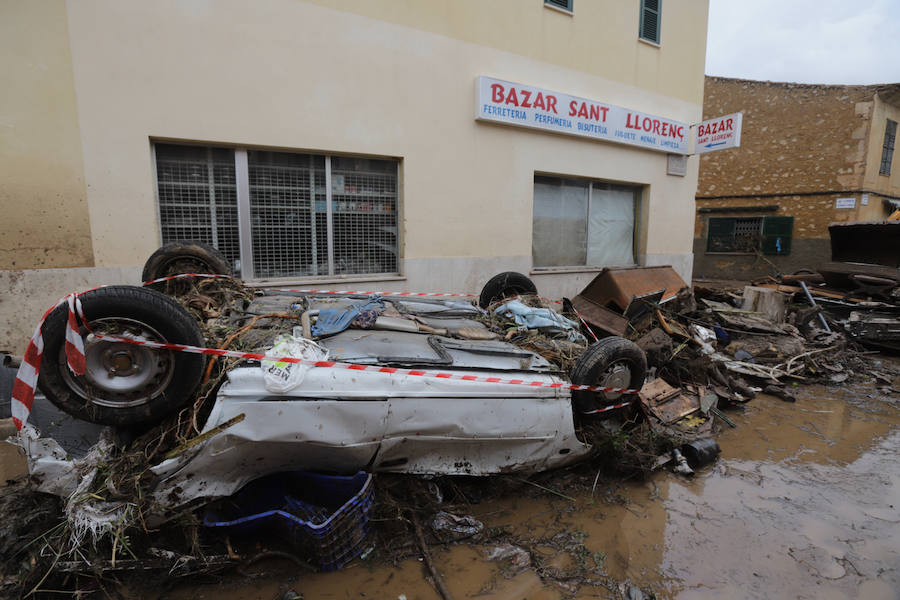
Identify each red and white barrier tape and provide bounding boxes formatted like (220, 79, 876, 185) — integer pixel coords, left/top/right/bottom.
(11, 293, 89, 431)
(75, 331, 640, 397)
(143, 273, 478, 298)
(142, 272, 565, 304)
(13, 281, 632, 430)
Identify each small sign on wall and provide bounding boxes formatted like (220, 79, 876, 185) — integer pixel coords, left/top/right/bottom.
(667, 154, 687, 177)
(835, 197, 856, 209)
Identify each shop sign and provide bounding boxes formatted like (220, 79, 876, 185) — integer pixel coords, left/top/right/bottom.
(694, 112, 743, 154)
(476, 76, 689, 155)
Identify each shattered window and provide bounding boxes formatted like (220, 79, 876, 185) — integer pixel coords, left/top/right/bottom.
(532, 175, 638, 268)
(155, 143, 399, 279)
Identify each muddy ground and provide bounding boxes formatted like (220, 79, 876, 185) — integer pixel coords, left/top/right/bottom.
(139, 374, 900, 600)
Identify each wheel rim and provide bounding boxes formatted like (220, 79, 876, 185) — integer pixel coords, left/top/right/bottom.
(596, 359, 632, 402)
(60, 317, 175, 408)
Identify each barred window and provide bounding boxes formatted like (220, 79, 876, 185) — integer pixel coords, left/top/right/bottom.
(880, 119, 896, 176)
(706, 216, 793, 255)
(155, 143, 399, 279)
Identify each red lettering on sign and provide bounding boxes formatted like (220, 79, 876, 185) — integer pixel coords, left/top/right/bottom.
(642, 117, 651, 131)
(726, 118, 733, 131)
(568, 100, 578, 117)
(626, 113, 637, 129)
(546, 95, 558, 114)
(533, 92, 546, 110)
(506, 88, 519, 107)
(652, 119, 661, 135)
(520, 90, 532, 108)
(491, 83, 505, 103)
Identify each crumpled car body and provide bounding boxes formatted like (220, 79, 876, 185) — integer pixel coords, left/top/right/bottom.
(26, 293, 596, 510)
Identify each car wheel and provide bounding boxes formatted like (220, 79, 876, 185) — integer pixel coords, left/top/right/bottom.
(570, 337, 647, 413)
(479, 271, 538, 308)
(142, 241, 232, 283)
(37, 286, 205, 427)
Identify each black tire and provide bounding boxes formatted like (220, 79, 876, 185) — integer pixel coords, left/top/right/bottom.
(479, 272, 538, 308)
(142, 241, 231, 283)
(570, 337, 647, 414)
(37, 286, 205, 427)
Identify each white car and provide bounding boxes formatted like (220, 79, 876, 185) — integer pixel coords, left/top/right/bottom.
(28, 243, 647, 509)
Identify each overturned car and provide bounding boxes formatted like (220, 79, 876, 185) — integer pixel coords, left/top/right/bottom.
(22, 243, 648, 510)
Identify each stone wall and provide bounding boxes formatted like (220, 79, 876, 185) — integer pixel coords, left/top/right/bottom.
(693, 76, 897, 280)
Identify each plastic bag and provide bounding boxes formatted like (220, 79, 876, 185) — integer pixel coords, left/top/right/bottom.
(261, 327, 329, 393)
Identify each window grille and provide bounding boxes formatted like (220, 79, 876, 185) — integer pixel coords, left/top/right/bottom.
(880, 119, 896, 176)
(155, 144, 240, 271)
(640, 0, 661, 44)
(707, 216, 793, 255)
(155, 144, 399, 279)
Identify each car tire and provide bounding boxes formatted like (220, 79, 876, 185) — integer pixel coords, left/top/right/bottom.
(37, 286, 205, 427)
(142, 241, 232, 283)
(479, 272, 538, 308)
(570, 336, 647, 414)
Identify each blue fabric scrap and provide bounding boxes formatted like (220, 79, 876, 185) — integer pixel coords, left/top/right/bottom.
(493, 300, 586, 343)
(311, 298, 384, 337)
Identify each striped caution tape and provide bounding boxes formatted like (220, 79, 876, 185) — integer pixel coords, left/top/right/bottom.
(142, 272, 564, 303)
(142, 273, 478, 298)
(75, 330, 640, 398)
(13, 280, 630, 430)
(11, 293, 92, 431)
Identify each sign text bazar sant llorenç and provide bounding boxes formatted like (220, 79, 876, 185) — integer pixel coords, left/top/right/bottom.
(476, 76, 689, 155)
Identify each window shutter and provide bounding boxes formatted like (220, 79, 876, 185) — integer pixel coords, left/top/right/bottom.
(640, 0, 661, 44)
(761, 216, 793, 255)
(706, 217, 735, 252)
(545, 0, 573, 11)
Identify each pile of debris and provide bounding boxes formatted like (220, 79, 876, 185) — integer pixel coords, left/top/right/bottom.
(1, 261, 898, 598)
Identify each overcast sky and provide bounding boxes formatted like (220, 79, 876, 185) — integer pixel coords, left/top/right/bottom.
(705, 0, 900, 85)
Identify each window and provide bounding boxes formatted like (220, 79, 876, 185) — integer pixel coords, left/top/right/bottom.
(532, 175, 639, 268)
(544, 0, 573, 12)
(155, 143, 399, 279)
(706, 216, 793, 255)
(639, 0, 661, 44)
(880, 119, 896, 175)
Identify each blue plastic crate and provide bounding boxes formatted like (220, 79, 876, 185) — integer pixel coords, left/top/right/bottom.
(203, 471, 374, 571)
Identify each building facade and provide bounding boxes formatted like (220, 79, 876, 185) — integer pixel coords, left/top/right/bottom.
(1, 0, 709, 353)
(695, 76, 900, 280)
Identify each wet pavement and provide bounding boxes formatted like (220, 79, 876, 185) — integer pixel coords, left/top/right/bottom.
(165, 380, 899, 600)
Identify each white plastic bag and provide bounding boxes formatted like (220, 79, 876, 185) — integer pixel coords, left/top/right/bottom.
(261, 327, 329, 393)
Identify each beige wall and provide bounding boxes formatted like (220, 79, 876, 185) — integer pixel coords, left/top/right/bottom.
(0, 0, 92, 270)
(65, 0, 703, 268)
(2, 0, 706, 353)
(306, 0, 709, 106)
(862, 94, 900, 219)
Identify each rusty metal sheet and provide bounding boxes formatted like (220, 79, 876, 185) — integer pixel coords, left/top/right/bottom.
(638, 378, 699, 424)
(578, 266, 688, 312)
(571, 295, 628, 337)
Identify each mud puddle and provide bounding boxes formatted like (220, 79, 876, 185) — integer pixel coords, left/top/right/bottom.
(166, 384, 899, 600)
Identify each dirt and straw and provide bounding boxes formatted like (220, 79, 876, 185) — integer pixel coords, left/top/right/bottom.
(2, 276, 898, 599)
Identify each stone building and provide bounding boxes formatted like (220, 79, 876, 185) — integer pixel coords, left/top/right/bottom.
(694, 76, 900, 280)
(1, 0, 709, 354)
